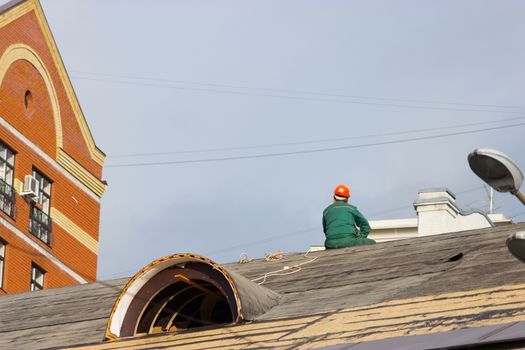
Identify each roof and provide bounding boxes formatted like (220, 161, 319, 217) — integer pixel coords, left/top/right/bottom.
(0, 278, 129, 349)
(2, 223, 525, 349)
(226, 222, 525, 320)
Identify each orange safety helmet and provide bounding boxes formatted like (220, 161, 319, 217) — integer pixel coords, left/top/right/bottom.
(333, 184, 350, 198)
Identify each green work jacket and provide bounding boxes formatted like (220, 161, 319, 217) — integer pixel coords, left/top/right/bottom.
(322, 201, 374, 249)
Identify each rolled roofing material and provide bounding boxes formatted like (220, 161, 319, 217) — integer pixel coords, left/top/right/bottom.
(224, 268, 281, 321)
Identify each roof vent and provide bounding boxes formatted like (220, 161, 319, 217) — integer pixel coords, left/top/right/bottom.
(106, 253, 280, 339)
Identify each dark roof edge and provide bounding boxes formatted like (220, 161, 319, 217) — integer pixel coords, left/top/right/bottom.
(0, 0, 26, 15)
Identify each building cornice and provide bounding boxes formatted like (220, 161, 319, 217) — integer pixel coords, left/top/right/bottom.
(57, 149, 106, 197)
(50, 207, 99, 255)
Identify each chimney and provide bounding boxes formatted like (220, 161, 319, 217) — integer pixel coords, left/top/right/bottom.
(414, 188, 493, 236)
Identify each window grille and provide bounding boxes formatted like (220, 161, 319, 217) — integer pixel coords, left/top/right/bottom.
(0, 241, 5, 289)
(0, 143, 15, 217)
(29, 170, 52, 245)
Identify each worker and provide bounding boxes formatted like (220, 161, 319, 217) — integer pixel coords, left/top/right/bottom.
(322, 184, 375, 249)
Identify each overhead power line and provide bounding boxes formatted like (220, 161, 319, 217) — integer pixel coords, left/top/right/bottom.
(105, 122, 525, 168)
(70, 70, 525, 111)
(70, 74, 525, 115)
(206, 186, 486, 258)
(205, 226, 320, 257)
(511, 212, 525, 220)
(368, 186, 485, 218)
(109, 117, 525, 158)
(96, 185, 487, 278)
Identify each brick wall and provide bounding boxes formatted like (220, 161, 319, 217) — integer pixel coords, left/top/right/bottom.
(0, 3, 104, 294)
(0, 9, 102, 177)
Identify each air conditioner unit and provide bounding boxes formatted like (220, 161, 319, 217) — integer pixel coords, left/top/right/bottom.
(20, 175, 40, 199)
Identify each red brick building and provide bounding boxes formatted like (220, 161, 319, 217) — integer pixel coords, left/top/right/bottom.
(0, 0, 106, 294)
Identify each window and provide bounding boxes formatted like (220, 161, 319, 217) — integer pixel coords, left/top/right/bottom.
(0, 240, 5, 290)
(29, 170, 52, 245)
(30, 263, 45, 291)
(33, 170, 51, 215)
(0, 143, 15, 217)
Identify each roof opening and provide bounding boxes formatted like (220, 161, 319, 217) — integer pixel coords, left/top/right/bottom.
(106, 253, 280, 340)
(135, 272, 234, 334)
(448, 252, 463, 262)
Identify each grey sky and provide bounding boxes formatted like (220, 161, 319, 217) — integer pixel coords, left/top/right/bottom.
(23, 0, 525, 279)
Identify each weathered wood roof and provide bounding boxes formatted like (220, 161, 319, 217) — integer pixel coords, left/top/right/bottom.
(2, 223, 525, 349)
(225, 222, 525, 320)
(0, 278, 129, 349)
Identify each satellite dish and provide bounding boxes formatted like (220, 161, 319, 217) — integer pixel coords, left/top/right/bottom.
(507, 231, 525, 263)
(468, 148, 523, 194)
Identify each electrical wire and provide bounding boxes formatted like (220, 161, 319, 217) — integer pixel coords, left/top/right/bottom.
(369, 187, 486, 218)
(510, 210, 525, 219)
(207, 186, 486, 261)
(70, 70, 525, 111)
(205, 226, 319, 257)
(97, 186, 488, 279)
(108, 117, 525, 158)
(105, 122, 525, 168)
(70, 74, 525, 115)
